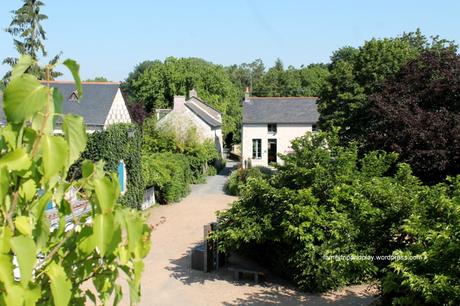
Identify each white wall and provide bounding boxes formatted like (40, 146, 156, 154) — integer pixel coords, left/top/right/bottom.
(104, 89, 132, 128)
(242, 123, 313, 167)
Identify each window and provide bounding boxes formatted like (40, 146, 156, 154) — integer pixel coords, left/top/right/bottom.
(268, 123, 277, 133)
(312, 124, 319, 132)
(252, 139, 262, 159)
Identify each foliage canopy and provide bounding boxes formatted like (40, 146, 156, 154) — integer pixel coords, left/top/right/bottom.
(0, 56, 151, 305)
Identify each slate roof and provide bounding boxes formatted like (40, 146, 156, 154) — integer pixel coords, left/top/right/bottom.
(243, 97, 319, 124)
(185, 99, 221, 128)
(0, 82, 120, 126)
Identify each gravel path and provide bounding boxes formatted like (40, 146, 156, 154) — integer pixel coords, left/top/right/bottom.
(123, 162, 377, 306)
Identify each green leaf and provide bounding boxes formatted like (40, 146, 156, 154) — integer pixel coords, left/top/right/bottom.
(24, 285, 41, 306)
(63, 59, 82, 98)
(10, 235, 37, 286)
(62, 114, 87, 165)
(53, 88, 64, 114)
(4, 284, 25, 306)
(77, 226, 95, 255)
(0, 167, 9, 206)
(0, 227, 13, 254)
(3, 74, 49, 123)
(94, 176, 118, 214)
(41, 135, 68, 181)
(10, 55, 34, 80)
(113, 284, 122, 306)
(0, 254, 14, 287)
(0, 124, 18, 149)
(0, 148, 31, 171)
(46, 261, 71, 306)
(18, 179, 36, 202)
(93, 214, 114, 257)
(125, 212, 144, 258)
(31, 99, 54, 134)
(14, 216, 32, 237)
(129, 260, 144, 304)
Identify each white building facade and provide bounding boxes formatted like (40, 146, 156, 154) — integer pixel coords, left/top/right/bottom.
(241, 95, 319, 168)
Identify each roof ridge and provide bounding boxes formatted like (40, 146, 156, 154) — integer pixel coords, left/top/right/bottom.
(186, 100, 221, 122)
(189, 96, 221, 113)
(250, 96, 318, 99)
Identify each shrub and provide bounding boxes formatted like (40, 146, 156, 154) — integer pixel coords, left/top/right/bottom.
(224, 166, 272, 196)
(381, 176, 460, 305)
(70, 124, 144, 209)
(143, 152, 191, 203)
(142, 116, 220, 194)
(214, 131, 421, 292)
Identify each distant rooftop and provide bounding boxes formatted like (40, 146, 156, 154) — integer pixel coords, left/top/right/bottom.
(243, 96, 319, 124)
(0, 82, 121, 126)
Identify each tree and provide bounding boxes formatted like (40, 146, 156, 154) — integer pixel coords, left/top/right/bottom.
(84, 76, 109, 82)
(3, 0, 61, 81)
(123, 57, 242, 145)
(245, 59, 328, 97)
(365, 49, 460, 184)
(0, 56, 151, 305)
(318, 30, 457, 142)
(225, 59, 265, 92)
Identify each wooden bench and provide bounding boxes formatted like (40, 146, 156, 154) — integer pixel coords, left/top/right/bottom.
(228, 267, 265, 283)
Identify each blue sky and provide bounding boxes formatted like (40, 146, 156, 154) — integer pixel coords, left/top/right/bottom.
(1, 0, 460, 81)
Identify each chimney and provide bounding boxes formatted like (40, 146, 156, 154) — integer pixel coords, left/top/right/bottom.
(189, 88, 198, 98)
(173, 96, 186, 111)
(244, 87, 250, 102)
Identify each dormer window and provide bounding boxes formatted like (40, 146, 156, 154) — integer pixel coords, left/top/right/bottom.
(68, 90, 79, 102)
(268, 123, 277, 133)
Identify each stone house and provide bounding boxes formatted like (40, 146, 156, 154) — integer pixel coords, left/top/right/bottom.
(156, 89, 224, 157)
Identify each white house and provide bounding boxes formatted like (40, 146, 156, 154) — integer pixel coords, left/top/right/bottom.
(241, 92, 319, 168)
(156, 89, 224, 157)
(0, 81, 132, 132)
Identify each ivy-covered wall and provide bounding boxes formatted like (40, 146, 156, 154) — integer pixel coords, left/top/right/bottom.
(71, 123, 144, 209)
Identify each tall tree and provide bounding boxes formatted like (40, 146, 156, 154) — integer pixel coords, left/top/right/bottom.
(3, 0, 60, 81)
(366, 49, 460, 184)
(123, 57, 242, 145)
(318, 30, 457, 142)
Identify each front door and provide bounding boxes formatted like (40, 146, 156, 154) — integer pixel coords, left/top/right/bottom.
(268, 139, 277, 164)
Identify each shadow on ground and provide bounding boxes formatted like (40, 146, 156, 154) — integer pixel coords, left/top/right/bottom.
(222, 287, 377, 306)
(166, 243, 378, 306)
(166, 242, 247, 287)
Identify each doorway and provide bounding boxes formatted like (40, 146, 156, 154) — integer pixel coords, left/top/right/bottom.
(268, 139, 277, 164)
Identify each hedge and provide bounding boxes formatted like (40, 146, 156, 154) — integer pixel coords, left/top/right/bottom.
(69, 123, 144, 209)
(142, 152, 191, 203)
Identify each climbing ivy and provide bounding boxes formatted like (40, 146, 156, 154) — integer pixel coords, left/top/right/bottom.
(71, 124, 144, 209)
(0, 56, 151, 305)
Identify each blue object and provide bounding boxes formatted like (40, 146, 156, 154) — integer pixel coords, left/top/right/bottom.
(118, 160, 127, 194)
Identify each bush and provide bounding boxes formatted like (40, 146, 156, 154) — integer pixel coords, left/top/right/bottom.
(215, 131, 460, 304)
(214, 132, 418, 291)
(381, 176, 460, 305)
(225, 166, 273, 196)
(143, 152, 191, 203)
(142, 116, 219, 181)
(70, 124, 144, 209)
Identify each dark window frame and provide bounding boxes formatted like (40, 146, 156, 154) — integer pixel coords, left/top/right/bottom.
(268, 123, 277, 133)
